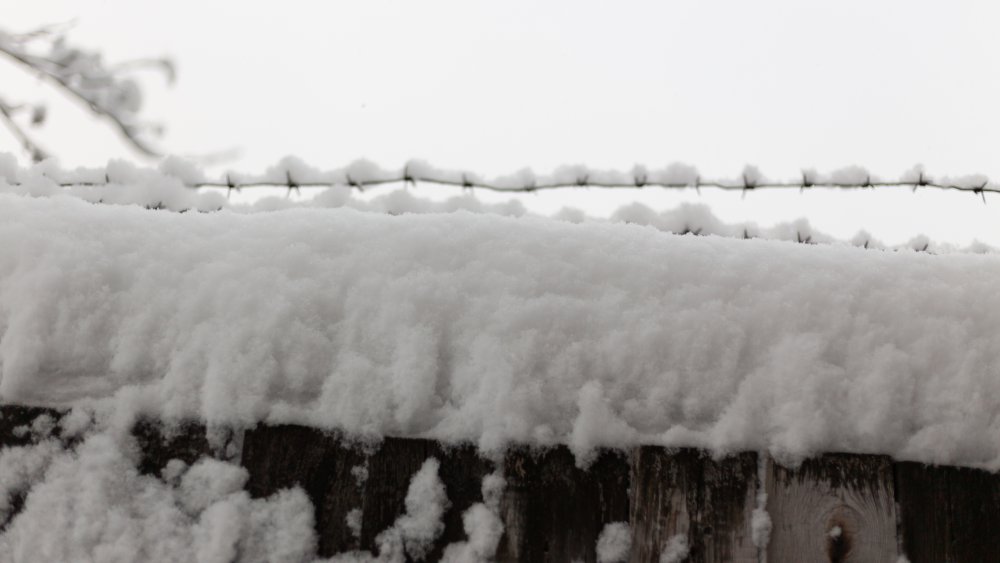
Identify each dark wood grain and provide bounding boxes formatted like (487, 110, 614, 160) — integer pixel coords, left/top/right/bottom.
(495, 446, 630, 563)
(240, 424, 368, 556)
(766, 453, 898, 562)
(131, 418, 218, 476)
(360, 437, 495, 562)
(421, 442, 498, 562)
(629, 447, 757, 563)
(895, 460, 1000, 563)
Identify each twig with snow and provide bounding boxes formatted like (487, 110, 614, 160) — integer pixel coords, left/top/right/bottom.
(0, 25, 172, 160)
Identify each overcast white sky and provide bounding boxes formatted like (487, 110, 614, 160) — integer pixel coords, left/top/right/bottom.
(5, 0, 1000, 245)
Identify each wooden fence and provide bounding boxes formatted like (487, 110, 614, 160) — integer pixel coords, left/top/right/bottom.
(2, 404, 999, 562)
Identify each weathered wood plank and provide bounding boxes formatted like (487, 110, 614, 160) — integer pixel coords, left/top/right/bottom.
(424, 442, 498, 561)
(240, 424, 368, 556)
(360, 437, 495, 562)
(629, 447, 757, 563)
(895, 460, 1000, 563)
(766, 453, 898, 563)
(131, 418, 219, 476)
(12, 404, 1000, 562)
(496, 446, 630, 563)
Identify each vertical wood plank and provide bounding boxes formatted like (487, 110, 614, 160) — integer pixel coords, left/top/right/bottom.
(425, 442, 498, 561)
(895, 461, 1000, 562)
(240, 424, 368, 557)
(359, 437, 495, 562)
(628, 447, 757, 563)
(357, 437, 436, 552)
(766, 453, 898, 563)
(495, 446, 630, 563)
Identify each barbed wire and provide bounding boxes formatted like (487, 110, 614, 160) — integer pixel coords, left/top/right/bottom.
(33, 170, 996, 203)
(6, 160, 994, 254)
(7, 156, 996, 207)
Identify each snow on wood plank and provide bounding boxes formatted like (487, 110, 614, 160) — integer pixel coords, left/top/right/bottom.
(895, 461, 1000, 562)
(0, 405, 62, 448)
(239, 424, 368, 556)
(765, 453, 898, 562)
(13, 408, 1000, 560)
(358, 437, 494, 562)
(628, 447, 757, 563)
(0, 405, 66, 533)
(130, 418, 216, 476)
(496, 446, 629, 563)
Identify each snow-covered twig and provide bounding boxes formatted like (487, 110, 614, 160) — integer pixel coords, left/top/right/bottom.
(0, 98, 47, 161)
(0, 25, 170, 160)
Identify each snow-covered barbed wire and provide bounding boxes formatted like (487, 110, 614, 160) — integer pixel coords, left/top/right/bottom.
(4, 154, 996, 200)
(190, 160, 997, 200)
(0, 154, 993, 255)
(0, 25, 171, 160)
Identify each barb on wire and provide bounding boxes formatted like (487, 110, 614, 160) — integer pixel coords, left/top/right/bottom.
(285, 170, 299, 197)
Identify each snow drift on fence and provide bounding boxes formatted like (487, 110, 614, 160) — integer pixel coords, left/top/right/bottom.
(4, 191, 1000, 469)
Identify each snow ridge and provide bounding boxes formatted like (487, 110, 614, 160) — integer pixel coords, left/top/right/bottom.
(5, 193, 1000, 469)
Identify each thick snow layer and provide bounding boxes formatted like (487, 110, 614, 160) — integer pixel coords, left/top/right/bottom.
(5, 193, 1000, 468)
